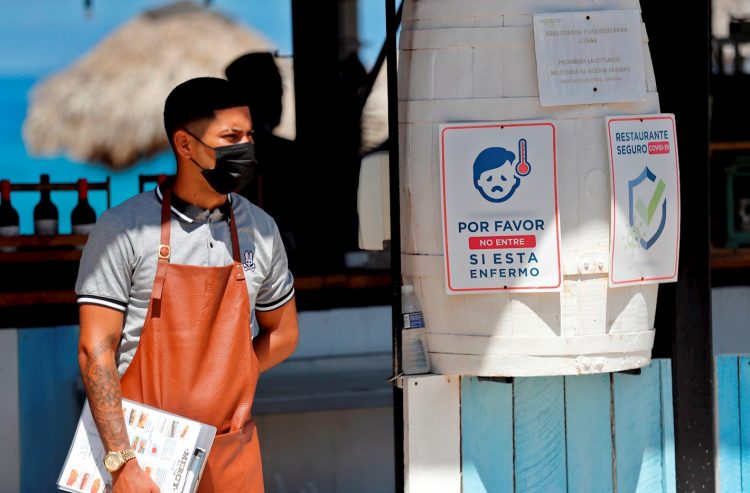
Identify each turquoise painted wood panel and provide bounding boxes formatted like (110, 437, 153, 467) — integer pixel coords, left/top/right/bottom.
(614, 362, 664, 493)
(54, 327, 82, 466)
(458, 361, 678, 493)
(514, 376, 567, 493)
(564, 373, 614, 493)
(19, 326, 82, 493)
(461, 377, 514, 493)
(19, 327, 58, 493)
(740, 356, 750, 490)
(716, 356, 741, 493)
(658, 360, 677, 493)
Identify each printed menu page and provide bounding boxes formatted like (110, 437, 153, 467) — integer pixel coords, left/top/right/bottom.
(58, 399, 215, 493)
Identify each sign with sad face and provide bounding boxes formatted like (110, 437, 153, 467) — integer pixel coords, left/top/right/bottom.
(439, 121, 561, 293)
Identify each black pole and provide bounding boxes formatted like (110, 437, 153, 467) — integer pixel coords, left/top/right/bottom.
(386, 0, 404, 491)
(358, 2, 403, 113)
(641, 1, 714, 490)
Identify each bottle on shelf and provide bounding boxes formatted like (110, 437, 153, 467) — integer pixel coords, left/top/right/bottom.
(34, 174, 59, 236)
(0, 179, 20, 252)
(71, 179, 97, 236)
(401, 284, 431, 375)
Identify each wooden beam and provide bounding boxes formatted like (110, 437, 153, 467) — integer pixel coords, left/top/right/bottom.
(642, 0, 715, 490)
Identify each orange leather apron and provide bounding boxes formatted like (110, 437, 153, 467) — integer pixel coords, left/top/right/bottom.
(120, 188, 263, 493)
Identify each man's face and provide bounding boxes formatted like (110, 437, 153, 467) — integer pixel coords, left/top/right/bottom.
(475, 163, 519, 202)
(188, 106, 253, 168)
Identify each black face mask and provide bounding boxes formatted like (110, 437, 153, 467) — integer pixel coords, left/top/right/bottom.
(186, 131, 258, 194)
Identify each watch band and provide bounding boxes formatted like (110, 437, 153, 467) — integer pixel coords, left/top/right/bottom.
(120, 449, 136, 462)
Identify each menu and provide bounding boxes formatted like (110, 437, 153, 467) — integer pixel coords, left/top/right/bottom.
(58, 399, 216, 493)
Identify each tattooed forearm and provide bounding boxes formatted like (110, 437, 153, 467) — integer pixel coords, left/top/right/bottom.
(82, 336, 129, 450)
(92, 407, 130, 449)
(85, 363, 122, 408)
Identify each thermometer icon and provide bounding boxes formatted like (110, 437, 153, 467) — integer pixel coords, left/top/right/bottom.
(516, 139, 531, 176)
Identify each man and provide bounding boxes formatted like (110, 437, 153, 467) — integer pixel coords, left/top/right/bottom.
(76, 77, 299, 493)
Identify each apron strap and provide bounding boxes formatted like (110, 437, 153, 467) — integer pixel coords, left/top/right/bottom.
(229, 203, 245, 281)
(152, 187, 173, 302)
(153, 188, 245, 300)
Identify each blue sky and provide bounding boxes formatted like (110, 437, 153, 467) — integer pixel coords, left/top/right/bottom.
(0, 0, 385, 78)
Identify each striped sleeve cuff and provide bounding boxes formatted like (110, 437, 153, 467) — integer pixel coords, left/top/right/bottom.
(77, 295, 128, 312)
(255, 287, 295, 312)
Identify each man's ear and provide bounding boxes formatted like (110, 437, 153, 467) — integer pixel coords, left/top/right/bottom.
(173, 130, 192, 159)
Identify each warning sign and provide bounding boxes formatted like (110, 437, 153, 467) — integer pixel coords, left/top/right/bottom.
(439, 121, 562, 294)
(607, 114, 680, 286)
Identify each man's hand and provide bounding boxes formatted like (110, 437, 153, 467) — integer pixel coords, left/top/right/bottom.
(254, 297, 299, 373)
(112, 459, 161, 493)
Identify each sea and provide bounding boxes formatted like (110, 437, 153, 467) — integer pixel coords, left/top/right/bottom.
(0, 76, 175, 234)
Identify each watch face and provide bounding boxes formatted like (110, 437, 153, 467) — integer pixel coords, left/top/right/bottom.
(104, 452, 123, 471)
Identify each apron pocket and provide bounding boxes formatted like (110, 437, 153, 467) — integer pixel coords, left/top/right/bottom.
(198, 424, 263, 493)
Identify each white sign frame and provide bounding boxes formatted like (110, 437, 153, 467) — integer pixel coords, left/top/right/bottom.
(533, 9, 647, 106)
(439, 121, 562, 294)
(607, 114, 681, 287)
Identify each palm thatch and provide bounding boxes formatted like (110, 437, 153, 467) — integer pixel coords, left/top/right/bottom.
(361, 59, 389, 153)
(23, 1, 292, 169)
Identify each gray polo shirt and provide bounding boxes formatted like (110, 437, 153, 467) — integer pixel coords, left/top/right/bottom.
(75, 184, 295, 375)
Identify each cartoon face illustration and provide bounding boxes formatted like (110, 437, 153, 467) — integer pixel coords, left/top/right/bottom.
(473, 147, 520, 203)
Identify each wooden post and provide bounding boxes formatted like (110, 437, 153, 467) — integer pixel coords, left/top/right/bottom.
(642, 0, 715, 490)
(386, 0, 405, 491)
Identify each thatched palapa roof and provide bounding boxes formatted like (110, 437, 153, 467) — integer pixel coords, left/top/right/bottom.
(23, 1, 291, 169)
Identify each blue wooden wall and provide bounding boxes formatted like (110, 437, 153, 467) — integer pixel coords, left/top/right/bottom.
(15, 338, 750, 493)
(717, 354, 750, 493)
(18, 326, 82, 493)
(462, 360, 677, 493)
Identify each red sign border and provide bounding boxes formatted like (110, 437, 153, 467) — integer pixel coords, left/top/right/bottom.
(608, 115, 681, 285)
(440, 122, 562, 292)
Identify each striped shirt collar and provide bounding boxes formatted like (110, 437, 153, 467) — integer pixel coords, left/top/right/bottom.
(155, 184, 233, 224)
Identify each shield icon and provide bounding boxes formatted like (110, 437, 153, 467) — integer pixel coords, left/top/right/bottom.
(628, 166, 667, 250)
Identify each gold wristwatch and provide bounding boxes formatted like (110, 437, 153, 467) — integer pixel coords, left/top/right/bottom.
(103, 449, 136, 473)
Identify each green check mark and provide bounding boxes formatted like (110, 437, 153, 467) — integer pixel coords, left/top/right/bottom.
(635, 179, 666, 225)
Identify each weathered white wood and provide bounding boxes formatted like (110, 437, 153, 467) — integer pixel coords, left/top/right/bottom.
(504, 14, 533, 27)
(427, 331, 654, 355)
(398, 94, 660, 123)
(556, 118, 581, 274)
(402, 0, 642, 23)
(607, 285, 657, 334)
(503, 45, 540, 97)
(472, 46, 505, 98)
(573, 276, 608, 335)
(402, 25, 648, 51)
(433, 48, 474, 99)
(399, 0, 659, 376)
(403, 253, 656, 372)
(401, 26, 534, 51)
(575, 118, 611, 254)
(430, 351, 651, 376)
(403, 375, 461, 493)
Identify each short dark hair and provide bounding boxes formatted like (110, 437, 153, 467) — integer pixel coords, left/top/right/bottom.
(473, 147, 516, 183)
(163, 77, 247, 145)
